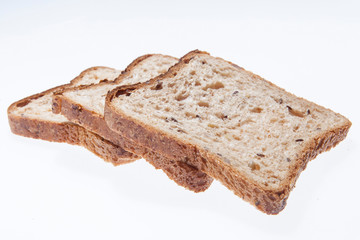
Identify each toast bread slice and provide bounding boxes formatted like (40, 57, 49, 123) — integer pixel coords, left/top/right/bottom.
(104, 50, 351, 214)
(52, 54, 213, 192)
(8, 67, 137, 165)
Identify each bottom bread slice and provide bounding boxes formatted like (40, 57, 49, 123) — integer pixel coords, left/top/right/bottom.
(8, 67, 138, 165)
(8, 111, 134, 165)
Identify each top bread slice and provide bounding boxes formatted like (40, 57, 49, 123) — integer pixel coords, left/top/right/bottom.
(104, 50, 352, 214)
(52, 54, 213, 192)
(8, 67, 137, 165)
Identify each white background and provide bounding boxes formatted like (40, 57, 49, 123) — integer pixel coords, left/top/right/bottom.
(0, 1, 359, 239)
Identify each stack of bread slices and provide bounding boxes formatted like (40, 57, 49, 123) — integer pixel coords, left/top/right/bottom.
(8, 50, 351, 214)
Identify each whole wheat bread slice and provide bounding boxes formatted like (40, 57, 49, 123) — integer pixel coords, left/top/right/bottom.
(8, 67, 137, 165)
(52, 54, 213, 192)
(104, 50, 351, 214)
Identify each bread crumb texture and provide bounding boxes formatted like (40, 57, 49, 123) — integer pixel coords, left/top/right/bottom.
(112, 54, 349, 189)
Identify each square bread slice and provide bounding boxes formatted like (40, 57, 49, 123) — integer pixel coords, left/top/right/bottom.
(8, 67, 137, 165)
(104, 50, 351, 214)
(52, 54, 213, 192)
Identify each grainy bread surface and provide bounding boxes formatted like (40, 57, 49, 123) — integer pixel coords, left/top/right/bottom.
(8, 67, 137, 165)
(52, 54, 213, 192)
(105, 50, 351, 214)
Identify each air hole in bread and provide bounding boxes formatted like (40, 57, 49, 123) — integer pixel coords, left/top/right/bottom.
(287, 106, 305, 118)
(194, 80, 201, 86)
(198, 101, 209, 107)
(185, 112, 196, 118)
(151, 82, 163, 90)
(215, 112, 228, 120)
(269, 118, 277, 123)
(249, 161, 260, 171)
(99, 79, 109, 83)
(250, 107, 263, 113)
(208, 123, 218, 128)
(202, 81, 225, 91)
(177, 128, 187, 134)
(115, 88, 134, 97)
(237, 119, 254, 127)
(233, 135, 241, 141)
(175, 92, 189, 101)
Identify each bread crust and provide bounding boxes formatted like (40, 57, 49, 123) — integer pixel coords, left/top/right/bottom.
(8, 67, 138, 166)
(104, 50, 352, 214)
(52, 55, 213, 192)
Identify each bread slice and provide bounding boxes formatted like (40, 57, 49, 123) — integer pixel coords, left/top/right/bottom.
(104, 50, 352, 214)
(8, 67, 138, 165)
(52, 54, 213, 192)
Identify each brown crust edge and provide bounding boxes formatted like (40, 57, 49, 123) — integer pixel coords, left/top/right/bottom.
(7, 69, 138, 166)
(104, 50, 352, 214)
(8, 113, 135, 165)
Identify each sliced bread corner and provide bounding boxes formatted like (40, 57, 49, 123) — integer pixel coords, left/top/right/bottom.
(8, 67, 137, 165)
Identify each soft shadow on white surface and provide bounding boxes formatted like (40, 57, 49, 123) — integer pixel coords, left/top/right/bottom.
(51, 132, 355, 237)
(0, 103, 358, 240)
